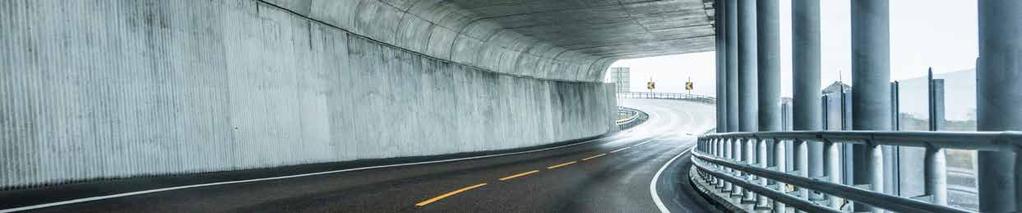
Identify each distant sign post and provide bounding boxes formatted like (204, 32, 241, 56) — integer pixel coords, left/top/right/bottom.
(685, 77, 694, 95)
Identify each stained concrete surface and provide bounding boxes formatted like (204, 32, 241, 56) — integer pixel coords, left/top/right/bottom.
(0, 0, 618, 188)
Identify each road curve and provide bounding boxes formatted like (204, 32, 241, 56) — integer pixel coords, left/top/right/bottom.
(2, 99, 718, 213)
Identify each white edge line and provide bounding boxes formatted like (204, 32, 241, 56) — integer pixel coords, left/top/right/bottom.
(650, 145, 695, 213)
(0, 137, 610, 213)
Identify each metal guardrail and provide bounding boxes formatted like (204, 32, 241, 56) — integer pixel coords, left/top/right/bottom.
(617, 92, 715, 104)
(616, 107, 640, 125)
(691, 131, 1022, 212)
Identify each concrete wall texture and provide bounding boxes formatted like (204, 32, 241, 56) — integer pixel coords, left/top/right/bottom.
(0, 0, 617, 188)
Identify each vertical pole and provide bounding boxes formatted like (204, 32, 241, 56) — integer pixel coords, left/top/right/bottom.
(978, 1, 1021, 211)
(851, 1, 890, 211)
(926, 69, 948, 205)
(726, 0, 740, 132)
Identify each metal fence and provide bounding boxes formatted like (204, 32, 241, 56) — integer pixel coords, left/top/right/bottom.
(617, 92, 715, 104)
(692, 131, 1022, 212)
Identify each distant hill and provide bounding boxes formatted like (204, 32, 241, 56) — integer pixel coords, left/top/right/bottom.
(896, 69, 976, 121)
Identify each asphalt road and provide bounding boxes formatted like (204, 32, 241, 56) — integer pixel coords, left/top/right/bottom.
(5, 99, 719, 213)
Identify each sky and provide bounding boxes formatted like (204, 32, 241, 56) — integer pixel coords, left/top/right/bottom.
(606, 0, 978, 97)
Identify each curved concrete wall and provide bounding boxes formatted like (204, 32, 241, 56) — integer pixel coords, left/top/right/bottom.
(0, 0, 616, 188)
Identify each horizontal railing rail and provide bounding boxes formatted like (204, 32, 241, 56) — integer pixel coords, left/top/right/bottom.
(616, 92, 715, 103)
(692, 130, 1021, 212)
(702, 131, 1022, 151)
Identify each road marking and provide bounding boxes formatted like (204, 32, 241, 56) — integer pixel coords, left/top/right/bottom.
(546, 161, 577, 169)
(0, 136, 612, 213)
(499, 170, 540, 181)
(581, 153, 606, 161)
(415, 183, 488, 207)
(610, 147, 631, 153)
(650, 145, 694, 213)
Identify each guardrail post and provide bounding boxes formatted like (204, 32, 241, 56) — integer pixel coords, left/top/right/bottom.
(732, 138, 745, 197)
(823, 140, 843, 209)
(867, 142, 885, 213)
(712, 138, 720, 185)
(924, 146, 946, 205)
(795, 139, 809, 199)
(743, 137, 756, 202)
(772, 138, 786, 213)
(756, 138, 769, 207)
(723, 138, 734, 191)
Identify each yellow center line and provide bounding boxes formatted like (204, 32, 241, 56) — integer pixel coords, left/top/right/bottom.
(547, 161, 578, 169)
(610, 147, 631, 153)
(581, 153, 607, 161)
(499, 170, 540, 181)
(415, 183, 488, 207)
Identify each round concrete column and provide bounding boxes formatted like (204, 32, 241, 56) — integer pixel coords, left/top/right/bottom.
(792, 0, 821, 131)
(757, 0, 780, 132)
(726, 0, 740, 132)
(851, 1, 890, 211)
(977, 1, 1021, 212)
(716, 0, 728, 133)
(738, 0, 758, 132)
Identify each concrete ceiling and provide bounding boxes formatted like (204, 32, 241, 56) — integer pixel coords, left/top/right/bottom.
(266, 0, 717, 82)
(446, 0, 717, 59)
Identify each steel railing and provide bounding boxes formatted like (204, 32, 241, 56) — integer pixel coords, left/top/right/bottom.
(691, 131, 1022, 213)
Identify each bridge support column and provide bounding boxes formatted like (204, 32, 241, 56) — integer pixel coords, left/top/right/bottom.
(978, 0, 1022, 212)
(792, 0, 823, 205)
(738, 0, 758, 133)
(851, 0, 890, 211)
(725, 0, 739, 132)
(716, 0, 728, 133)
(756, 0, 780, 208)
(791, 0, 821, 134)
(737, 0, 759, 202)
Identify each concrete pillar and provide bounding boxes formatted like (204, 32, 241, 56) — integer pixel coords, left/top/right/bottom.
(738, 0, 759, 132)
(977, 1, 1021, 212)
(726, 0, 740, 132)
(852, 1, 890, 211)
(792, 0, 821, 131)
(757, 0, 780, 132)
(755, 0, 778, 207)
(716, 0, 728, 133)
(794, 0, 824, 203)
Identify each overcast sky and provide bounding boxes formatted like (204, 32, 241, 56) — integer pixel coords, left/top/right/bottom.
(607, 0, 978, 97)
